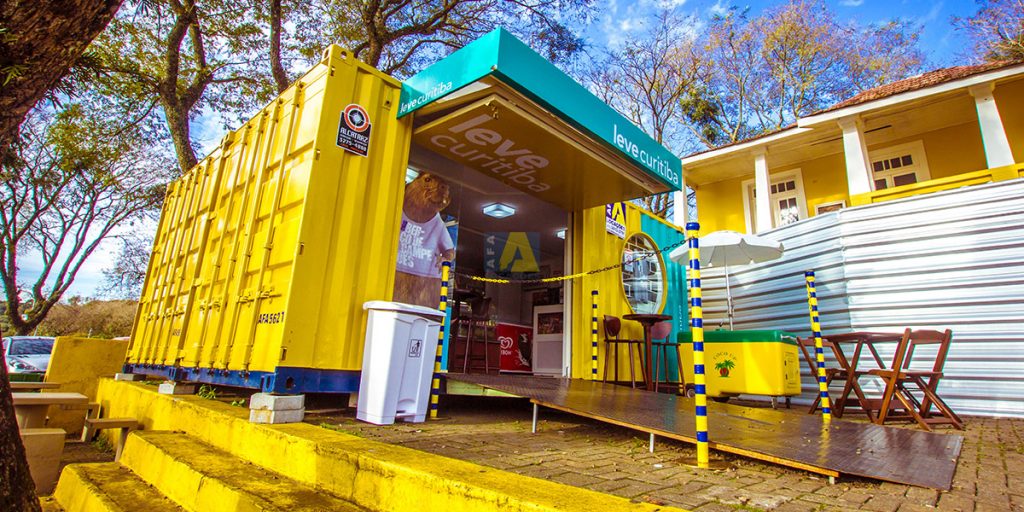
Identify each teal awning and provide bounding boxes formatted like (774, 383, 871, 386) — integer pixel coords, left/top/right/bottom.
(399, 29, 681, 191)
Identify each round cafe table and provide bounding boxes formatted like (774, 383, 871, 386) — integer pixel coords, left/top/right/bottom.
(622, 313, 673, 391)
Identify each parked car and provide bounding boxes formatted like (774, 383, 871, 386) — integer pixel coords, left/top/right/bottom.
(2, 336, 55, 374)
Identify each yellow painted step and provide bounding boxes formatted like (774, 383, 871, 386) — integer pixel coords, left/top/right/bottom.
(120, 430, 366, 512)
(52, 463, 183, 512)
(98, 380, 683, 512)
(39, 496, 64, 511)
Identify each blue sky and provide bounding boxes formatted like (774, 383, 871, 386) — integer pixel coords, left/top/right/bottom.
(17, 0, 982, 301)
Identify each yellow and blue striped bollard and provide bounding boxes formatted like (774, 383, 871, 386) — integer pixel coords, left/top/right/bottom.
(686, 222, 709, 468)
(429, 261, 451, 419)
(804, 270, 831, 422)
(591, 290, 599, 380)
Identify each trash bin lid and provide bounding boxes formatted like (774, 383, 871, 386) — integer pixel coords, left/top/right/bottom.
(363, 300, 445, 319)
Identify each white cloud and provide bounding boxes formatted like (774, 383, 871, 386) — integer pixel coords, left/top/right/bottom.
(839, 0, 864, 6)
(708, 0, 729, 17)
(638, 0, 688, 9)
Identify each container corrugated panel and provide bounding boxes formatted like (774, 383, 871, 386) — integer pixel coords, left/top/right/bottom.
(570, 204, 687, 380)
(695, 178, 1024, 417)
(128, 46, 412, 389)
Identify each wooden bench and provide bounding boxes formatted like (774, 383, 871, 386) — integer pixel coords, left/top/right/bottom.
(9, 381, 61, 391)
(82, 418, 139, 461)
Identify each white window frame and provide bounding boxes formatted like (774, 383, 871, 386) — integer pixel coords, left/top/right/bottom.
(867, 140, 931, 191)
(741, 169, 808, 234)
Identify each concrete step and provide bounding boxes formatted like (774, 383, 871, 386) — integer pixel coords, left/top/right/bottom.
(53, 463, 183, 512)
(99, 379, 678, 512)
(120, 430, 366, 512)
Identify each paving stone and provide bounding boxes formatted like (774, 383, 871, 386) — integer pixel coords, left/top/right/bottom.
(656, 492, 712, 510)
(861, 497, 901, 512)
(692, 502, 740, 512)
(904, 486, 940, 506)
(549, 471, 606, 487)
(303, 397, 1018, 512)
(605, 479, 666, 498)
(769, 500, 824, 512)
(585, 478, 633, 493)
(935, 492, 974, 512)
(896, 504, 938, 512)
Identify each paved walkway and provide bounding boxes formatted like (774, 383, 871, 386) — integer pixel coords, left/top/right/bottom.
(307, 395, 1022, 512)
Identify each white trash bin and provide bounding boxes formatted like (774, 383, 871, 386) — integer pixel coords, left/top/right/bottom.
(357, 301, 444, 425)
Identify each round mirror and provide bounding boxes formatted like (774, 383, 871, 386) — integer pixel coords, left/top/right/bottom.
(621, 233, 666, 314)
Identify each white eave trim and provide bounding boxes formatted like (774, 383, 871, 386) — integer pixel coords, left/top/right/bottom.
(798, 63, 1024, 128)
(680, 126, 813, 166)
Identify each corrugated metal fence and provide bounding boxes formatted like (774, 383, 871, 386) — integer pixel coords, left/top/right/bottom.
(696, 179, 1024, 417)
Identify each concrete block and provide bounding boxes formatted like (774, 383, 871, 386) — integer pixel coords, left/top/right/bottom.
(20, 428, 66, 495)
(115, 373, 146, 381)
(249, 408, 304, 424)
(249, 393, 304, 411)
(158, 381, 196, 395)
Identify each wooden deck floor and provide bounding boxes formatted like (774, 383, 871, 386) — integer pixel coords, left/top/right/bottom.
(444, 374, 963, 490)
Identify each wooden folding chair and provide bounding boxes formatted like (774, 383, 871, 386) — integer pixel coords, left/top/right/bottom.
(797, 337, 874, 420)
(869, 329, 963, 431)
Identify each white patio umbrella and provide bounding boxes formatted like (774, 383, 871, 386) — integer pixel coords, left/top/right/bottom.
(669, 230, 784, 329)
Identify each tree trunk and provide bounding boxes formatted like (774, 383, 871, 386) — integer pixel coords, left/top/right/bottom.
(0, 0, 124, 155)
(269, 0, 289, 93)
(0, 353, 41, 512)
(164, 102, 198, 172)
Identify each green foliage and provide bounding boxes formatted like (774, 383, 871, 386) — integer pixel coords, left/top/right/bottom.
(230, 398, 246, 407)
(290, 0, 592, 77)
(91, 435, 113, 454)
(89, 0, 276, 172)
(34, 298, 138, 338)
(0, 100, 174, 335)
(197, 384, 218, 400)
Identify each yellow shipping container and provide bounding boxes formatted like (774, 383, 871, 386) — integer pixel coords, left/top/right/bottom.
(127, 46, 413, 392)
(128, 29, 685, 394)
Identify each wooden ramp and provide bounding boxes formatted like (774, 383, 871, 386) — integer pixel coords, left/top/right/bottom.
(444, 374, 962, 490)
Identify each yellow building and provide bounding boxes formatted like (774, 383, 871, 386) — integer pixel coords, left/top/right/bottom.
(684, 61, 1024, 233)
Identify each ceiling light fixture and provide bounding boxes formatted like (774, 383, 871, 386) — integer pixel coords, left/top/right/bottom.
(555, 228, 566, 239)
(482, 203, 516, 218)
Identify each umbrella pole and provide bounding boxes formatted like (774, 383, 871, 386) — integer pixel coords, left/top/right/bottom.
(725, 265, 734, 330)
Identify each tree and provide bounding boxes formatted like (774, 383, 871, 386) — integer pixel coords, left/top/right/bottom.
(954, 0, 1024, 62)
(686, 0, 923, 147)
(282, 0, 590, 78)
(91, 0, 273, 173)
(586, 10, 704, 218)
(0, 105, 171, 336)
(102, 230, 154, 299)
(36, 297, 138, 338)
(0, 0, 122, 158)
(2, 5, 125, 509)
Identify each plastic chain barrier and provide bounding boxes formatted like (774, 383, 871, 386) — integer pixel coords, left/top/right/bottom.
(685, 222, 709, 468)
(430, 261, 451, 420)
(804, 270, 832, 422)
(452, 238, 689, 285)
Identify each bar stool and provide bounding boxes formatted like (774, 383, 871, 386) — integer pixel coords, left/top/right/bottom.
(602, 315, 646, 388)
(461, 297, 495, 373)
(650, 321, 686, 393)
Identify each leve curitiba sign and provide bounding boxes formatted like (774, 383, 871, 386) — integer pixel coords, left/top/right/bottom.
(398, 29, 681, 192)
